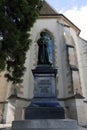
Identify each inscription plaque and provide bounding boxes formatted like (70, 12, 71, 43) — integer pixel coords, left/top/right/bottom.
(34, 74, 56, 97)
(39, 78, 51, 93)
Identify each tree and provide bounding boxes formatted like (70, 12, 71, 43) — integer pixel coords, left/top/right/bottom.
(0, 0, 43, 84)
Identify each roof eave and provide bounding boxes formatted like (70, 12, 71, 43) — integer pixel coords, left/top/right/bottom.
(39, 14, 81, 36)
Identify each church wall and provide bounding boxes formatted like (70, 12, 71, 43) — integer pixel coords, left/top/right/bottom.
(23, 18, 69, 99)
(0, 104, 4, 123)
(22, 50, 33, 99)
(14, 99, 29, 120)
(0, 72, 8, 123)
(64, 98, 87, 125)
(70, 27, 87, 99)
(84, 102, 87, 123)
(77, 37, 87, 100)
(64, 27, 82, 96)
(23, 18, 82, 100)
(64, 99, 77, 120)
(0, 72, 16, 124)
(75, 99, 87, 124)
(5, 103, 15, 124)
(69, 28, 87, 124)
(0, 72, 7, 101)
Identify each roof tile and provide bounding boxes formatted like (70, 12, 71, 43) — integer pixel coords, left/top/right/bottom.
(40, 1, 58, 16)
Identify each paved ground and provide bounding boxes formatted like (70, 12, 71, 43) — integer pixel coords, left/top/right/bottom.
(0, 126, 87, 130)
(78, 126, 87, 130)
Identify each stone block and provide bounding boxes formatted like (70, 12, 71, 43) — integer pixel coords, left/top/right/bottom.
(25, 97, 65, 119)
(12, 119, 78, 130)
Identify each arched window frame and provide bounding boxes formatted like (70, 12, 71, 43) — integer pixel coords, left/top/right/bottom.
(34, 30, 55, 67)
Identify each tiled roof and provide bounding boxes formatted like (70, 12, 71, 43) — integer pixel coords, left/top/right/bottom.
(40, 0, 58, 16)
(39, 0, 80, 35)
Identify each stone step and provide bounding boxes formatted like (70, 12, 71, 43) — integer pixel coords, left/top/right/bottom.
(12, 119, 78, 130)
(25, 106, 65, 119)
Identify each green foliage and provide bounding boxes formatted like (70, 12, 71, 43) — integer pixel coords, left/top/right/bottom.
(0, 0, 43, 84)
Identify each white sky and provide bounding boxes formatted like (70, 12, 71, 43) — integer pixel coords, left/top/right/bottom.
(46, 0, 87, 40)
(62, 6, 87, 40)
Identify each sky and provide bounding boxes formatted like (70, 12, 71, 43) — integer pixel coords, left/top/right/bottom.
(46, 0, 87, 40)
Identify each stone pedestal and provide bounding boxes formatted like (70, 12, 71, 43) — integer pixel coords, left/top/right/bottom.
(25, 97, 64, 119)
(25, 65, 65, 119)
(11, 65, 78, 130)
(12, 119, 78, 130)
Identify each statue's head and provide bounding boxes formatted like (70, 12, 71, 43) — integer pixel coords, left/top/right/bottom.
(40, 32, 46, 37)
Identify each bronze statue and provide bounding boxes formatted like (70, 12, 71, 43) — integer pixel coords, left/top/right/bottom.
(37, 32, 51, 65)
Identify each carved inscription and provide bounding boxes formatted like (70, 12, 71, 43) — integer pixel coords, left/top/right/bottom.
(34, 74, 56, 97)
(38, 79, 51, 94)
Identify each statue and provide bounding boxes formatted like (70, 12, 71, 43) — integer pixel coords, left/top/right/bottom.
(37, 32, 51, 65)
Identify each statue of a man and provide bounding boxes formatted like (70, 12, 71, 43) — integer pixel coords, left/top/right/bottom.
(37, 32, 51, 65)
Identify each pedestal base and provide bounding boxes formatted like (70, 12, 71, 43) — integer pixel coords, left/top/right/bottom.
(12, 119, 78, 130)
(25, 98, 65, 119)
(25, 66, 65, 119)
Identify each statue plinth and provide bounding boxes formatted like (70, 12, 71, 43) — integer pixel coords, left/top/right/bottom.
(25, 65, 65, 119)
(32, 65, 57, 98)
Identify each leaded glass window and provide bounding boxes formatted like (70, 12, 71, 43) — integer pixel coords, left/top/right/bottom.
(46, 32, 53, 64)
